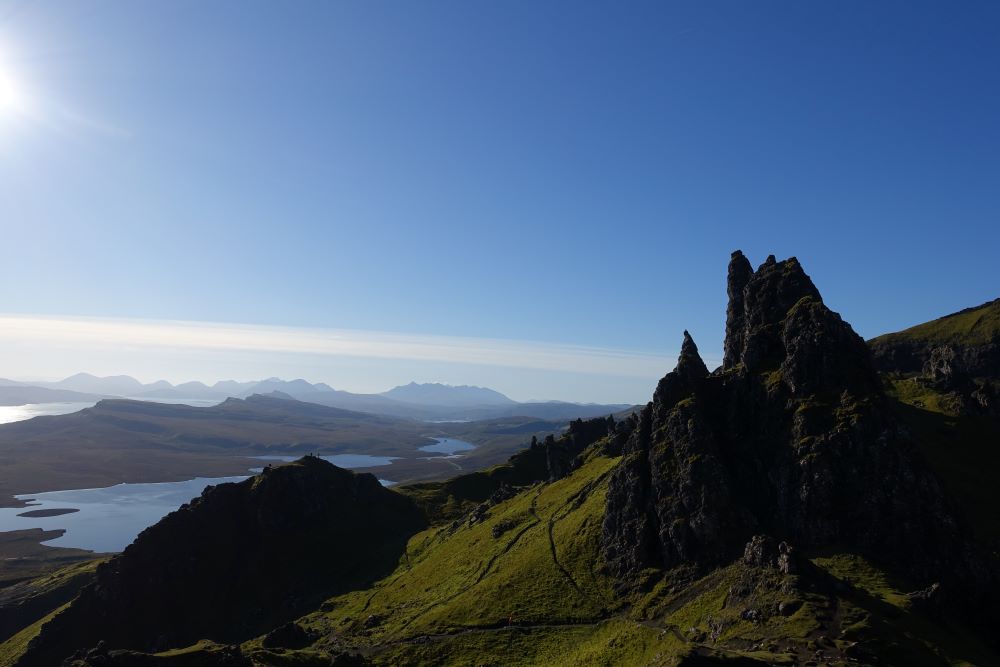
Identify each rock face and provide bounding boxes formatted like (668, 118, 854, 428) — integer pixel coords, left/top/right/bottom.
(869, 297, 1000, 416)
(742, 535, 797, 575)
(722, 250, 755, 369)
(20, 457, 425, 666)
(918, 345, 999, 415)
(602, 252, 991, 602)
(544, 416, 615, 481)
(869, 298, 1000, 378)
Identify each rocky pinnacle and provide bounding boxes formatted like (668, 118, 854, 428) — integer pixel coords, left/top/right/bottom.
(723, 250, 754, 369)
(602, 252, 989, 604)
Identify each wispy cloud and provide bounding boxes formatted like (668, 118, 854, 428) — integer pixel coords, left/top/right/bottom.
(0, 314, 679, 379)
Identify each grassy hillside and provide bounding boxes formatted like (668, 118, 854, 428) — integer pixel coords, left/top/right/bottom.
(249, 452, 671, 665)
(870, 298, 1000, 347)
(0, 558, 102, 645)
(228, 448, 995, 666)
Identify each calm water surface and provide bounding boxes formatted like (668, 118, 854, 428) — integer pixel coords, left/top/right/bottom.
(0, 402, 97, 424)
(0, 476, 250, 553)
(418, 438, 476, 455)
(0, 459, 396, 553)
(0, 398, 224, 425)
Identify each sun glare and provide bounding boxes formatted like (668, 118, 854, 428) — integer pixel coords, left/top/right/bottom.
(0, 54, 28, 118)
(0, 69, 23, 113)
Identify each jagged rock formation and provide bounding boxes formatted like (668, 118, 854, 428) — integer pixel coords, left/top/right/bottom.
(918, 345, 998, 415)
(741, 535, 797, 575)
(19, 457, 425, 666)
(544, 416, 615, 480)
(602, 252, 992, 604)
(722, 251, 755, 368)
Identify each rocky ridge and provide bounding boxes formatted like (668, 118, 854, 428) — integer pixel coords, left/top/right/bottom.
(17, 457, 425, 667)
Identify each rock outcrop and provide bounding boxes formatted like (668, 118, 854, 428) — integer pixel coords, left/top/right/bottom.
(918, 345, 999, 415)
(20, 457, 425, 666)
(544, 416, 615, 481)
(742, 535, 797, 575)
(602, 252, 992, 608)
(869, 298, 1000, 378)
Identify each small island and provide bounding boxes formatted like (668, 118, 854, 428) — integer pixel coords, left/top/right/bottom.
(16, 508, 80, 518)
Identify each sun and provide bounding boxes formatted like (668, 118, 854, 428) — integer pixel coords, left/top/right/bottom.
(0, 58, 27, 116)
(0, 71, 22, 113)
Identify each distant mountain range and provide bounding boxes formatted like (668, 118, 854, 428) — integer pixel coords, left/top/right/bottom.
(0, 374, 631, 422)
(0, 385, 108, 407)
(382, 381, 514, 407)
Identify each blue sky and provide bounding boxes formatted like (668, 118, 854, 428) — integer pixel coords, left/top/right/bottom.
(0, 1, 998, 402)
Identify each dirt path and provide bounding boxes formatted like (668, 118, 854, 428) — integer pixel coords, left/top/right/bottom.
(393, 487, 546, 634)
(543, 469, 613, 598)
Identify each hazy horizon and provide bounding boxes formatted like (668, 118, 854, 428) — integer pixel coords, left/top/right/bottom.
(0, 370, 639, 405)
(0, 313, 683, 403)
(2, 2, 997, 406)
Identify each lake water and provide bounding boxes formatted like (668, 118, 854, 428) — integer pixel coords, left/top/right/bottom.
(0, 402, 99, 424)
(0, 458, 397, 553)
(0, 475, 250, 553)
(419, 438, 476, 455)
(0, 398, 224, 425)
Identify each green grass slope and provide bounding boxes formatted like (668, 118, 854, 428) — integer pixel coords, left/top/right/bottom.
(222, 445, 997, 666)
(0, 558, 103, 645)
(870, 298, 1000, 348)
(302, 454, 622, 654)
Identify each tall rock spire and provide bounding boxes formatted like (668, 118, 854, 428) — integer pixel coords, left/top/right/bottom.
(651, 331, 709, 411)
(723, 250, 754, 369)
(677, 330, 709, 382)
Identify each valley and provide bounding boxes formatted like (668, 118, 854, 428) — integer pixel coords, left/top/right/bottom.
(0, 396, 571, 508)
(2, 251, 997, 665)
(0, 395, 578, 586)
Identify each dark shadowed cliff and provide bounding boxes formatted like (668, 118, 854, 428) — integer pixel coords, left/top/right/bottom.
(17, 457, 425, 666)
(602, 252, 994, 609)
